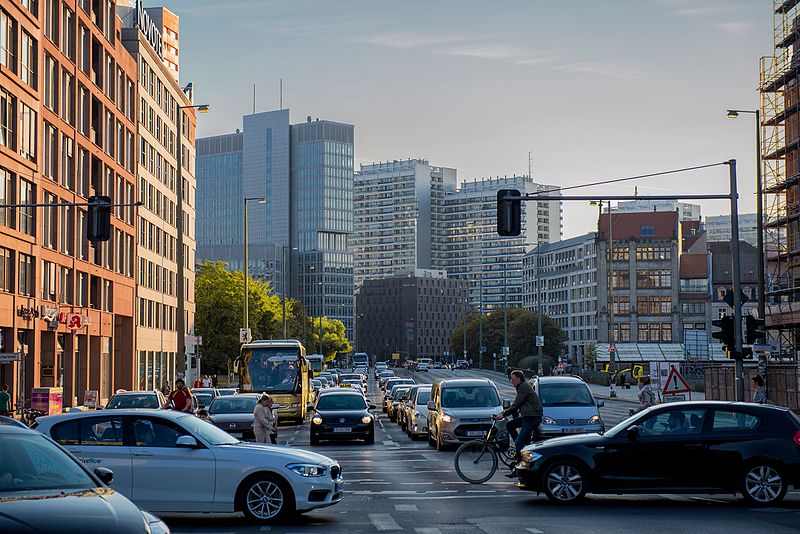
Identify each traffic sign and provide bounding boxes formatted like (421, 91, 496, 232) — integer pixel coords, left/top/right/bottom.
(662, 394, 687, 403)
(723, 289, 749, 308)
(239, 328, 252, 343)
(662, 366, 692, 395)
(502, 346, 509, 356)
(391, 353, 400, 360)
(535, 336, 544, 347)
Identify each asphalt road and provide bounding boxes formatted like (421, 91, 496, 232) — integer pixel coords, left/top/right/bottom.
(161, 368, 800, 534)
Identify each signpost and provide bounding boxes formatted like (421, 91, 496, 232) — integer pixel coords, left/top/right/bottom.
(535, 336, 544, 347)
(661, 366, 692, 403)
(239, 328, 252, 344)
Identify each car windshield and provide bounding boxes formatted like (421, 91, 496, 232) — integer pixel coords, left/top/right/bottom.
(244, 347, 302, 394)
(195, 394, 213, 407)
(0, 433, 97, 493)
(209, 396, 257, 414)
(317, 395, 367, 411)
(539, 384, 595, 407)
(416, 390, 431, 405)
(339, 374, 360, 382)
(218, 389, 237, 396)
(393, 387, 410, 400)
(441, 386, 500, 408)
(106, 394, 159, 409)
(175, 414, 239, 445)
(380, 371, 395, 377)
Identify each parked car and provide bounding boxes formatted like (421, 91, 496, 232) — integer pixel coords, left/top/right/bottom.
(207, 393, 260, 440)
(35, 410, 343, 522)
(515, 401, 800, 505)
(0, 424, 170, 533)
(387, 386, 412, 422)
(406, 385, 433, 440)
(105, 391, 166, 410)
(427, 378, 507, 451)
(532, 376, 605, 437)
(310, 389, 376, 445)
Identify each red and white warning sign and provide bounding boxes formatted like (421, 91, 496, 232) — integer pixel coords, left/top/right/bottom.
(662, 366, 692, 396)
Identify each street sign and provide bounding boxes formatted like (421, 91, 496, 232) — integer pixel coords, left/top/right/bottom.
(502, 346, 509, 356)
(535, 336, 544, 347)
(608, 342, 617, 353)
(752, 343, 772, 354)
(662, 366, 692, 395)
(185, 335, 203, 346)
(0, 352, 22, 363)
(391, 353, 400, 360)
(239, 328, 252, 343)
(723, 289, 749, 308)
(662, 394, 687, 403)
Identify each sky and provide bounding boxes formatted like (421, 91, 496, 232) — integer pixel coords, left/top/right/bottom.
(167, 0, 772, 238)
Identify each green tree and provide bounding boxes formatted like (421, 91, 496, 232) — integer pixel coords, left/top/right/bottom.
(305, 315, 352, 361)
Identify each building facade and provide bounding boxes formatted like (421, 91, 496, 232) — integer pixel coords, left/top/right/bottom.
(704, 213, 758, 247)
(444, 176, 562, 311)
(355, 270, 467, 361)
(1, 0, 137, 408)
(523, 233, 597, 365)
(120, 5, 196, 392)
(353, 159, 456, 284)
(613, 200, 701, 221)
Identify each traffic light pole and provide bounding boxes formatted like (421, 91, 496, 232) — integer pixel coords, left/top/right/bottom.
(729, 160, 745, 402)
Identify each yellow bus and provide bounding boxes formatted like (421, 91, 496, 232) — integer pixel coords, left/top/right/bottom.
(307, 354, 326, 377)
(237, 339, 311, 423)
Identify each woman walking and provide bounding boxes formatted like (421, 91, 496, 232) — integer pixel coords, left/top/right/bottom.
(253, 394, 278, 444)
(631, 376, 657, 415)
(752, 375, 769, 404)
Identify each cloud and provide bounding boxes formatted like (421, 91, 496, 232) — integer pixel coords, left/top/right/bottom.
(555, 61, 644, 81)
(715, 21, 755, 36)
(673, 6, 741, 17)
(436, 43, 528, 61)
(357, 33, 465, 50)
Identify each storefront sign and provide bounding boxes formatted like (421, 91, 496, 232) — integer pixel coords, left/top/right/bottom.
(16, 306, 39, 320)
(137, 1, 163, 59)
(40, 306, 59, 321)
(84, 390, 98, 409)
(0, 352, 22, 363)
(63, 313, 88, 330)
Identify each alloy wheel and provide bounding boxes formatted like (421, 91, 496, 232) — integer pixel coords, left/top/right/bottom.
(246, 480, 285, 520)
(745, 465, 784, 504)
(545, 464, 584, 503)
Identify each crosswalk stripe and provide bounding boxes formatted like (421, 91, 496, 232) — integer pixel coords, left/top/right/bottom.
(368, 513, 402, 531)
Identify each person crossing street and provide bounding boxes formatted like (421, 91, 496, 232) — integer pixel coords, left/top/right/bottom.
(493, 370, 543, 472)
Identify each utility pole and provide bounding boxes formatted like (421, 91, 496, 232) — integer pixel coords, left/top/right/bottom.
(503, 261, 509, 364)
(536, 243, 543, 374)
(729, 160, 745, 401)
(478, 274, 483, 370)
(607, 200, 615, 368)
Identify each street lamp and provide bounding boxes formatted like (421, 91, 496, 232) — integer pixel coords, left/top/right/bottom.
(176, 102, 209, 377)
(242, 197, 266, 336)
(726, 108, 765, 320)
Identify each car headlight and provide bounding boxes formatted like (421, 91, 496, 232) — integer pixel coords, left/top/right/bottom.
(589, 415, 602, 424)
(521, 450, 544, 463)
(141, 510, 170, 534)
(312, 415, 323, 425)
(441, 414, 453, 423)
(361, 415, 373, 424)
(287, 463, 327, 477)
(542, 416, 557, 425)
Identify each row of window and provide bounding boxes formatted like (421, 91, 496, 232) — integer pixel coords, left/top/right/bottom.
(611, 269, 672, 289)
(612, 296, 673, 315)
(613, 322, 673, 342)
(138, 258, 176, 297)
(0, 88, 37, 162)
(137, 297, 177, 331)
(138, 216, 177, 262)
(612, 245, 672, 262)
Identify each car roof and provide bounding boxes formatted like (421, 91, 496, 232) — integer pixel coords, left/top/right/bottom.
(535, 376, 587, 385)
(111, 390, 160, 396)
(644, 400, 791, 412)
(317, 388, 363, 397)
(435, 378, 492, 385)
(215, 393, 259, 398)
(36, 409, 191, 427)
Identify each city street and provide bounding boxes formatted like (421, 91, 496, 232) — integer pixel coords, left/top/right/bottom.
(161, 369, 800, 534)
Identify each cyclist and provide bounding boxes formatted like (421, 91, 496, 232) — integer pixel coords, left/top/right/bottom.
(493, 370, 543, 472)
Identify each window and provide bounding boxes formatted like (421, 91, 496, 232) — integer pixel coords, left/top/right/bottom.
(18, 253, 34, 296)
(0, 247, 12, 292)
(611, 270, 629, 289)
(61, 134, 74, 190)
(18, 179, 34, 235)
(612, 296, 630, 315)
(51, 417, 125, 446)
(680, 279, 708, 292)
(79, 25, 89, 73)
(61, 70, 75, 125)
(77, 147, 88, 197)
(44, 0, 58, 43)
(21, 0, 38, 17)
(0, 167, 10, 227)
(711, 410, 760, 432)
(637, 296, 672, 315)
(612, 246, 629, 261)
(43, 122, 58, 180)
(41, 259, 56, 301)
(20, 30, 37, 88)
(613, 322, 630, 342)
(59, 203, 73, 256)
(61, 6, 75, 60)
(681, 302, 705, 315)
(131, 417, 188, 447)
(59, 265, 73, 303)
(0, 88, 14, 150)
(19, 103, 37, 162)
(637, 269, 671, 289)
(0, 9, 16, 72)
(636, 245, 671, 261)
(640, 225, 655, 237)
(42, 193, 57, 249)
(638, 409, 706, 437)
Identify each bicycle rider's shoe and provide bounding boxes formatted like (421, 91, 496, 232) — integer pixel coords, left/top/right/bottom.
(505, 464, 518, 478)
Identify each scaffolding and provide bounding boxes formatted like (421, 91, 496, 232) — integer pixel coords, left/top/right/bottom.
(761, 0, 800, 358)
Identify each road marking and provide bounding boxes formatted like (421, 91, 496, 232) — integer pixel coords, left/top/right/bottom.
(395, 504, 418, 512)
(368, 513, 402, 531)
(414, 529, 442, 534)
(259, 527, 271, 532)
(526, 529, 544, 534)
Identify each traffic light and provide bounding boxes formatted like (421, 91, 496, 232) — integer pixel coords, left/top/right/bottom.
(497, 189, 521, 236)
(711, 315, 735, 350)
(745, 315, 766, 345)
(87, 195, 112, 242)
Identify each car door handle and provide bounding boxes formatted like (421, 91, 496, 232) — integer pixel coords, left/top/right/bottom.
(133, 451, 154, 457)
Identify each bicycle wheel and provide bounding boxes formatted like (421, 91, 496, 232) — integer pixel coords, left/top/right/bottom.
(454, 440, 498, 484)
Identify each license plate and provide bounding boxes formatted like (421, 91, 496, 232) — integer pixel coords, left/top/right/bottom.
(561, 428, 583, 433)
(230, 432, 243, 438)
(466, 430, 485, 437)
(334, 427, 352, 433)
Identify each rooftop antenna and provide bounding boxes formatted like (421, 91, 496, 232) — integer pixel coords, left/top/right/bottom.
(528, 151, 533, 179)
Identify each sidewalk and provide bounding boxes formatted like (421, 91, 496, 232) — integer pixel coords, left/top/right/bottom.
(588, 383, 706, 404)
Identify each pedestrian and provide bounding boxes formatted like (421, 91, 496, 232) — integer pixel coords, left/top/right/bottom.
(0, 385, 12, 417)
(752, 375, 769, 404)
(202, 375, 212, 388)
(493, 370, 543, 472)
(193, 376, 202, 388)
(632, 376, 657, 414)
(253, 394, 278, 444)
(165, 378, 194, 413)
(160, 380, 171, 397)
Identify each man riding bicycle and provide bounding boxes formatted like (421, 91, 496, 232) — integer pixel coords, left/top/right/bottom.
(493, 370, 543, 472)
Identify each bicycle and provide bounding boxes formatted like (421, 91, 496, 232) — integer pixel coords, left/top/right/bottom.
(453, 418, 517, 484)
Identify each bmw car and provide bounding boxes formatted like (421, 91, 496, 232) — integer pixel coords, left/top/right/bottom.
(310, 389, 376, 445)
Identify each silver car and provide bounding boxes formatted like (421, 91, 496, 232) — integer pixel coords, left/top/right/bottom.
(405, 385, 432, 440)
(427, 378, 506, 451)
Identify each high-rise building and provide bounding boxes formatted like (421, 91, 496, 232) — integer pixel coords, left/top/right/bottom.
(704, 214, 758, 247)
(353, 160, 457, 283)
(444, 176, 562, 310)
(613, 200, 701, 221)
(196, 111, 355, 337)
(523, 233, 598, 366)
(0, 1, 138, 407)
(120, 5, 197, 391)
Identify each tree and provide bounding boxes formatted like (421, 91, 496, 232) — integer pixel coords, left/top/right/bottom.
(306, 315, 352, 361)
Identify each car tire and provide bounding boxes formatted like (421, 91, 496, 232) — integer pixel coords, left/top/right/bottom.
(541, 461, 587, 504)
(238, 474, 295, 523)
(740, 463, 787, 506)
(364, 429, 375, 445)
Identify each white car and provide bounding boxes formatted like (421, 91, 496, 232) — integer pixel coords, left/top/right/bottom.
(34, 410, 343, 523)
(417, 362, 430, 372)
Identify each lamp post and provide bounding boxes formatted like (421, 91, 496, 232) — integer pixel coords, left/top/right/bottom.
(243, 197, 266, 335)
(176, 102, 209, 377)
(726, 109, 765, 321)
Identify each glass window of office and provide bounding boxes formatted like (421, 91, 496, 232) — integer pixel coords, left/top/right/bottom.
(0, 8, 16, 72)
(18, 179, 34, 236)
(20, 30, 37, 88)
(0, 88, 14, 150)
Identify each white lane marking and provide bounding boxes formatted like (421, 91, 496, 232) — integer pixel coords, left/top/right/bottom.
(526, 529, 544, 534)
(415, 529, 442, 534)
(259, 527, 271, 532)
(395, 504, 419, 512)
(400, 482, 435, 485)
(368, 513, 402, 531)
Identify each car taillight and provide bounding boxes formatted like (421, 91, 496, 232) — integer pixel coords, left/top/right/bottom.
(793, 430, 800, 447)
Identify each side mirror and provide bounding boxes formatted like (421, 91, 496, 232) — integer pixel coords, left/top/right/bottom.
(427, 401, 436, 411)
(596, 399, 605, 407)
(502, 400, 511, 410)
(626, 425, 640, 441)
(94, 467, 114, 485)
(176, 435, 200, 448)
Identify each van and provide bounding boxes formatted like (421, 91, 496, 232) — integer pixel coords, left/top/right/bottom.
(426, 378, 509, 451)
(531, 376, 605, 436)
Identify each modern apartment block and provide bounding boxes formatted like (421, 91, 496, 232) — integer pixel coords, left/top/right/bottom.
(355, 270, 467, 361)
(1, 0, 138, 407)
(353, 159, 457, 284)
(444, 176, 562, 311)
(704, 213, 758, 247)
(196, 111, 355, 337)
(522, 233, 597, 365)
(120, 5, 197, 391)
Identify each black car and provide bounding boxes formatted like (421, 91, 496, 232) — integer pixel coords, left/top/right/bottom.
(515, 401, 800, 505)
(310, 389, 376, 445)
(207, 393, 260, 440)
(0, 425, 169, 533)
